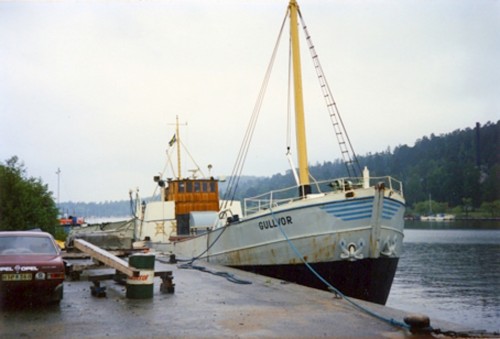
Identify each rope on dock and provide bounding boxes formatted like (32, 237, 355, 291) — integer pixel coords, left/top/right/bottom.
(177, 261, 252, 285)
(157, 225, 252, 285)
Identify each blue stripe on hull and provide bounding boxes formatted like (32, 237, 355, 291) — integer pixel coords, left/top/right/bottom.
(319, 198, 373, 221)
(319, 197, 404, 221)
(382, 199, 404, 220)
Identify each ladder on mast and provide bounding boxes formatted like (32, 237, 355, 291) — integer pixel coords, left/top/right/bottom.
(300, 15, 361, 178)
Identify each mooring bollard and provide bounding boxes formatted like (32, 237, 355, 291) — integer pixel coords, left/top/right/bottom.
(126, 253, 156, 299)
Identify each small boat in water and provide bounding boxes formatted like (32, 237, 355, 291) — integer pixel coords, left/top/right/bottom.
(419, 195, 455, 221)
(420, 214, 455, 222)
(132, 0, 405, 305)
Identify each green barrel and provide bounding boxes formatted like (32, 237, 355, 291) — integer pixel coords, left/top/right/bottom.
(126, 253, 155, 299)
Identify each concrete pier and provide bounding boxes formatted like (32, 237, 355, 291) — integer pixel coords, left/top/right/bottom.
(0, 256, 474, 338)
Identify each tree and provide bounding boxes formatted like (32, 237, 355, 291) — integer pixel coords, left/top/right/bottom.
(461, 198, 473, 219)
(480, 200, 500, 218)
(0, 156, 59, 235)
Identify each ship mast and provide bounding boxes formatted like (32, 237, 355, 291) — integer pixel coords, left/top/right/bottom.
(289, 0, 311, 197)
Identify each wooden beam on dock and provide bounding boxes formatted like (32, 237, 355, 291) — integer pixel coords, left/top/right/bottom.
(74, 239, 140, 277)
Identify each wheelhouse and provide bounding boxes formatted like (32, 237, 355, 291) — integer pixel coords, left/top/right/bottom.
(164, 178, 219, 235)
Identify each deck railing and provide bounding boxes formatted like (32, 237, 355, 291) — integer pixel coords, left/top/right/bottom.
(243, 176, 403, 216)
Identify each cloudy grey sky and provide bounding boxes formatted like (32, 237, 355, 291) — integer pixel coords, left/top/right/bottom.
(1, 0, 498, 203)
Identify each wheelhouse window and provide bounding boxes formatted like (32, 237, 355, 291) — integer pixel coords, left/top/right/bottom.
(178, 182, 185, 193)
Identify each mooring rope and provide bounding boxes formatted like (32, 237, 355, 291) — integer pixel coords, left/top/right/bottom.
(170, 225, 252, 285)
(269, 204, 500, 337)
(177, 261, 252, 285)
(268, 206, 410, 330)
(188, 225, 228, 264)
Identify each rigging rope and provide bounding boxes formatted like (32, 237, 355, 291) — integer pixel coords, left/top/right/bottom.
(297, 9, 362, 178)
(221, 9, 290, 207)
(222, 4, 364, 211)
(128, 191, 136, 217)
(286, 32, 293, 152)
(180, 140, 205, 178)
(150, 146, 175, 199)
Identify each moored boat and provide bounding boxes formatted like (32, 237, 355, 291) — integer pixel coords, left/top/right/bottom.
(420, 213, 455, 222)
(133, 0, 405, 305)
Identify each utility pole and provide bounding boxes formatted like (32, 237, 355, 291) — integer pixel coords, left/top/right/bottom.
(56, 168, 61, 207)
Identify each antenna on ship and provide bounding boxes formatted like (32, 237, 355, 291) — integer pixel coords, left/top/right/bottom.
(168, 115, 187, 179)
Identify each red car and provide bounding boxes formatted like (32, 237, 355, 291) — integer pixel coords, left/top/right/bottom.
(0, 231, 65, 304)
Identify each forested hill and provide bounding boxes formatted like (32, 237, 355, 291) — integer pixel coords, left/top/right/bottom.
(229, 120, 498, 208)
(60, 120, 498, 217)
(357, 120, 498, 207)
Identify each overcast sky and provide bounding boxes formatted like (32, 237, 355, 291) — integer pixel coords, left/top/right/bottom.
(1, 0, 498, 203)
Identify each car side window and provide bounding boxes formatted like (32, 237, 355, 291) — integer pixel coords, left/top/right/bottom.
(0, 237, 9, 253)
(27, 237, 58, 254)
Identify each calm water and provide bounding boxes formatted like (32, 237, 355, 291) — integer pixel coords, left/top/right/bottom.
(387, 220, 500, 333)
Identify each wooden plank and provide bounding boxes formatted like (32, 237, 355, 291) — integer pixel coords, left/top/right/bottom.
(74, 239, 139, 277)
(63, 250, 137, 259)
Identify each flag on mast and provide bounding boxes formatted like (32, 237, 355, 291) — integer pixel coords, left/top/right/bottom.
(168, 134, 176, 147)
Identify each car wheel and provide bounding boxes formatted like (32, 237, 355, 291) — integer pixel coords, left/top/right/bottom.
(51, 285, 64, 304)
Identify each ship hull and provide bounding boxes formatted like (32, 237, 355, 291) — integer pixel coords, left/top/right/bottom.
(171, 184, 405, 305)
(233, 257, 399, 305)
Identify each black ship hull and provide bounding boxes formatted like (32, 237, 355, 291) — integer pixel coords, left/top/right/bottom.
(234, 257, 399, 305)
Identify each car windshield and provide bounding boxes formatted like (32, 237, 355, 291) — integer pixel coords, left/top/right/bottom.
(0, 236, 58, 255)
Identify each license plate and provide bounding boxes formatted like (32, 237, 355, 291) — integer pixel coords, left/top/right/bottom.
(2, 273, 32, 281)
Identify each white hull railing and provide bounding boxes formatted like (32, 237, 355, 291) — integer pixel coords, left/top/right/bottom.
(243, 176, 403, 216)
